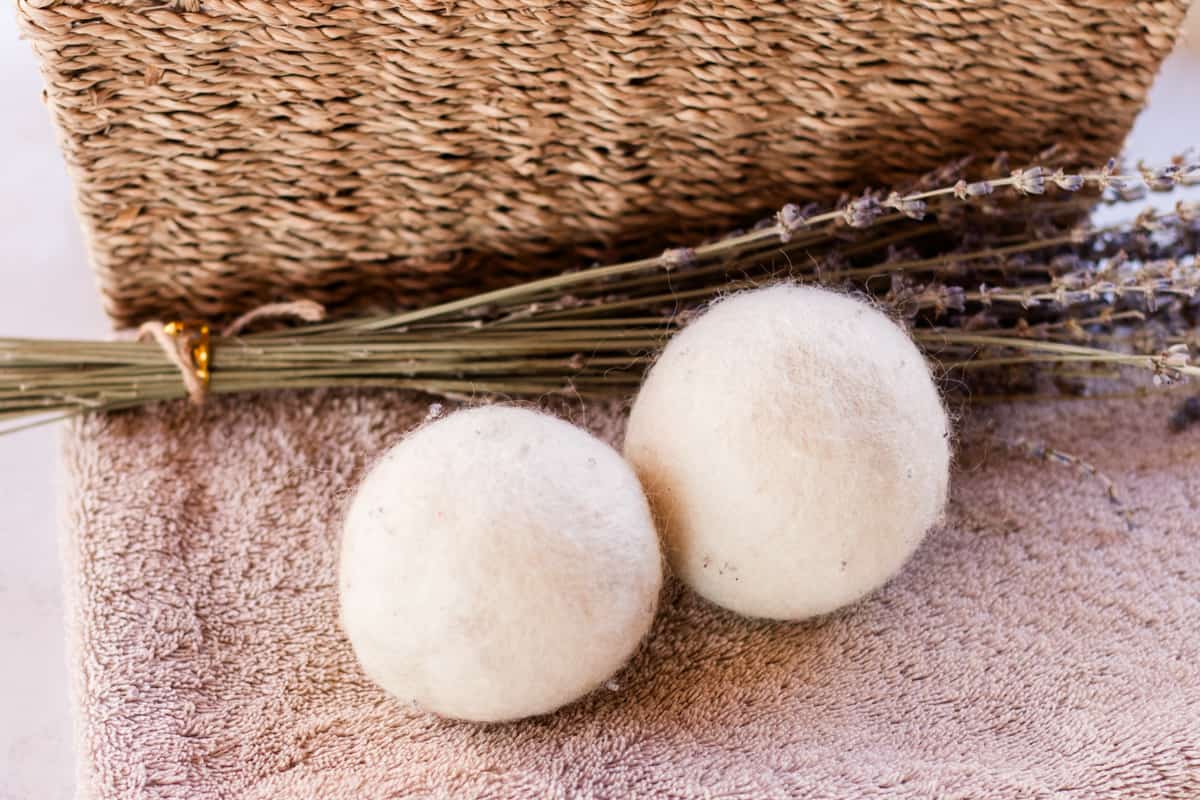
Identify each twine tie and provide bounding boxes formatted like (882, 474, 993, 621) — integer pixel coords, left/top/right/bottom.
(137, 300, 325, 405)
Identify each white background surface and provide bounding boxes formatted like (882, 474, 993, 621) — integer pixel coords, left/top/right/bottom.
(1, 7, 1198, 799)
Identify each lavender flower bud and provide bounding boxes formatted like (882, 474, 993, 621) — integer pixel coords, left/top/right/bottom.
(1154, 344, 1192, 386)
(776, 203, 807, 242)
(884, 192, 927, 220)
(956, 180, 994, 199)
(842, 195, 882, 228)
(940, 285, 966, 313)
(1011, 167, 1048, 195)
(1051, 170, 1085, 191)
(1141, 164, 1181, 191)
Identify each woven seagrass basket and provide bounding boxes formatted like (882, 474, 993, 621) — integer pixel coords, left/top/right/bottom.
(16, 0, 1189, 326)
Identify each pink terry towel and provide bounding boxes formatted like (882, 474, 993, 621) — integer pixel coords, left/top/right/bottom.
(61, 390, 1200, 799)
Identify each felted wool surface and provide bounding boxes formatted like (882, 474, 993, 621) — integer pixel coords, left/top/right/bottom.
(62, 390, 1200, 799)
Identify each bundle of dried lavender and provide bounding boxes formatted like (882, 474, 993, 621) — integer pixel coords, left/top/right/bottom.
(3, 155, 1199, 435)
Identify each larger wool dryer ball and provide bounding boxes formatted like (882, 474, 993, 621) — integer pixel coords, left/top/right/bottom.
(339, 406, 663, 723)
(624, 285, 950, 621)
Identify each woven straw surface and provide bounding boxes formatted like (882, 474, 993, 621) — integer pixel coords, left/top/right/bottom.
(17, 0, 1189, 325)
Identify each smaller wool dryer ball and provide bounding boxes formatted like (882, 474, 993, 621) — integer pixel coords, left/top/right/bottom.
(624, 285, 950, 621)
(339, 406, 662, 723)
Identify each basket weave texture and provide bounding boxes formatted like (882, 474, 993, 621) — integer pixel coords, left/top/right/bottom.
(17, 0, 1189, 325)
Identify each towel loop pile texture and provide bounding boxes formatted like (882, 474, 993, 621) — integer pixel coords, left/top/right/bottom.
(62, 391, 1199, 799)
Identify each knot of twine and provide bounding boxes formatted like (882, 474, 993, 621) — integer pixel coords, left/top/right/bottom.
(137, 300, 326, 405)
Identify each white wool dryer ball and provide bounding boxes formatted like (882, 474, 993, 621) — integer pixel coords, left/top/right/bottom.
(624, 285, 950, 621)
(339, 406, 662, 723)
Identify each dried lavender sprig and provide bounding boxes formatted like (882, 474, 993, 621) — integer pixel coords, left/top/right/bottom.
(272, 159, 1196, 336)
(1001, 437, 1133, 530)
(918, 333, 1198, 385)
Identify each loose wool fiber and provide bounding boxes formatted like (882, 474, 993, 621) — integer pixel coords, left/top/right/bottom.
(625, 285, 950, 621)
(339, 406, 662, 722)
